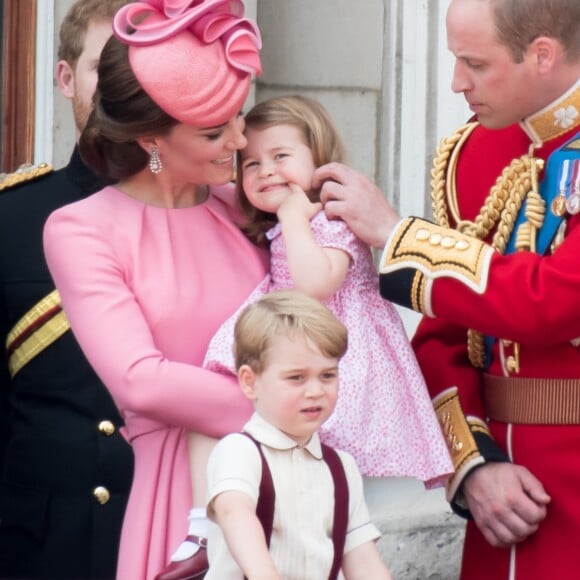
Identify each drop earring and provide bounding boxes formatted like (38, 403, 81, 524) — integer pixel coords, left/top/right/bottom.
(149, 146, 163, 174)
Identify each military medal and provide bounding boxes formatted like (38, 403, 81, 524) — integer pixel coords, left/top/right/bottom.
(564, 160, 580, 215)
(551, 159, 571, 216)
(552, 193, 567, 216)
(566, 194, 580, 214)
(550, 219, 567, 253)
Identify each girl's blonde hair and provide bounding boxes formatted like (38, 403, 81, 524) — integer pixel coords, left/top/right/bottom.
(237, 95, 346, 246)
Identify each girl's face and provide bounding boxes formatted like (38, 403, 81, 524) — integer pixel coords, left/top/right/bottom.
(156, 114, 247, 185)
(240, 124, 317, 213)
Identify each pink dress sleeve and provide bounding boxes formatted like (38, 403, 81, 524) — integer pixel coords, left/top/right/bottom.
(308, 211, 363, 259)
(43, 190, 266, 439)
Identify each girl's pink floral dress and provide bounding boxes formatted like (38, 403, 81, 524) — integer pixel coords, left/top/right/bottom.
(205, 211, 453, 485)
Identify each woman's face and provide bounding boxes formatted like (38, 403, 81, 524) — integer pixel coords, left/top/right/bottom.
(156, 114, 247, 184)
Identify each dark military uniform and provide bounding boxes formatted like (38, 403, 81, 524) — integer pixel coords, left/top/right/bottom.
(0, 149, 134, 579)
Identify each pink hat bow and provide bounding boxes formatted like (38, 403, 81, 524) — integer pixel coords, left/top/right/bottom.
(113, 0, 262, 126)
(114, 0, 262, 76)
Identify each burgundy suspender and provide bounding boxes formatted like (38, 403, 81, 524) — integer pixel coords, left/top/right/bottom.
(321, 443, 349, 580)
(250, 435, 275, 546)
(241, 433, 349, 580)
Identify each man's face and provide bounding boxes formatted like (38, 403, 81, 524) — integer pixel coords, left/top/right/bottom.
(446, 0, 540, 128)
(70, 19, 112, 135)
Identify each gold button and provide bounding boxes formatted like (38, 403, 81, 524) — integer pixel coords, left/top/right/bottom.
(98, 420, 115, 436)
(416, 228, 430, 241)
(93, 486, 110, 505)
(441, 236, 455, 249)
(429, 233, 442, 246)
(505, 356, 520, 374)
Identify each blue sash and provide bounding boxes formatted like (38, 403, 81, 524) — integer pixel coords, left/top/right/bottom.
(484, 131, 580, 369)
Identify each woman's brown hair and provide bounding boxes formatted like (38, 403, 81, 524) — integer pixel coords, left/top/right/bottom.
(79, 35, 178, 180)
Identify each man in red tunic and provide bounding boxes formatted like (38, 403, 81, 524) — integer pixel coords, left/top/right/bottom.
(315, 0, 580, 578)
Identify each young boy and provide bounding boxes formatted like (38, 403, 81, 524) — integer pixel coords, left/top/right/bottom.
(205, 290, 393, 579)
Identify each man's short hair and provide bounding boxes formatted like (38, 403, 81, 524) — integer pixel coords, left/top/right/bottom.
(490, 0, 580, 62)
(58, 0, 129, 67)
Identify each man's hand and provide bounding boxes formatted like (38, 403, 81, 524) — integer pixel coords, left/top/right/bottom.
(313, 162, 400, 249)
(463, 463, 551, 548)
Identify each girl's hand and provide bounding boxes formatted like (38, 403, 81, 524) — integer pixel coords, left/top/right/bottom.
(277, 183, 322, 223)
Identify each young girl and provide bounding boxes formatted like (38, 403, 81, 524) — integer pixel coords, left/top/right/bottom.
(160, 95, 453, 579)
(206, 94, 453, 479)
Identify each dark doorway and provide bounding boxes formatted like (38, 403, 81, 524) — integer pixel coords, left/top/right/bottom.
(1, 0, 37, 172)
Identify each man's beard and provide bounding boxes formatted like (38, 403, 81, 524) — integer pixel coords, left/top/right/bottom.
(72, 96, 91, 135)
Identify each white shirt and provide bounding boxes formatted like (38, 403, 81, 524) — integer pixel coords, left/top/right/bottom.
(206, 413, 381, 580)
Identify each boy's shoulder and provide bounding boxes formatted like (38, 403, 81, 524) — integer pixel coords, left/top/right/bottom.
(211, 432, 264, 468)
(325, 445, 366, 491)
(329, 445, 358, 468)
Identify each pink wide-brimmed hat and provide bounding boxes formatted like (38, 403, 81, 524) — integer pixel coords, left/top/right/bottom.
(113, 0, 262, 127)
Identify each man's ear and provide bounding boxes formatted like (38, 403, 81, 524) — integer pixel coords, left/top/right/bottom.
(56, 60, 75, 100)
(238, 365, 258, 401)
(530, 36, 560, 73)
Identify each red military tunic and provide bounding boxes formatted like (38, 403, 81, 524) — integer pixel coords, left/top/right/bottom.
(379, 80, 580, 579)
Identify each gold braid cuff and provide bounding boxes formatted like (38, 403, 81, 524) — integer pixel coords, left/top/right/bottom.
(434, 387, 487, 501)
(379, 217, 493, 298)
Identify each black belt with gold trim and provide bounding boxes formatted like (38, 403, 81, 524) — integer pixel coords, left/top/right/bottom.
(483, 374, 580, 424)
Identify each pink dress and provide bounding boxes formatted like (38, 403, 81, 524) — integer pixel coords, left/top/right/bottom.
(205, 212, 453, 484)
(43, 184, 268, 580)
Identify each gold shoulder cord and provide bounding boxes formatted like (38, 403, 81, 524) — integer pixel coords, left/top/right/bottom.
(430, 123, 545, 369)
(0, 163, 53, 191)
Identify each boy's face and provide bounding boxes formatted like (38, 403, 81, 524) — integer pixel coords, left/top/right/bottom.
(238, 333, 339, 446)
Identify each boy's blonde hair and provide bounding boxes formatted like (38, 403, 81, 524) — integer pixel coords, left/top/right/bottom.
(234, 290, 348, 373)
(237, 95, 346, 246)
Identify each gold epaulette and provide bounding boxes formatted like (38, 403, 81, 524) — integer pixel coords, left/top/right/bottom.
(0, 162, 53, 192)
